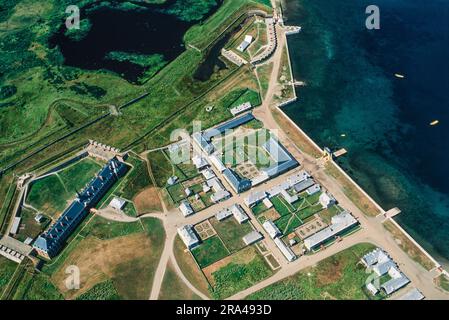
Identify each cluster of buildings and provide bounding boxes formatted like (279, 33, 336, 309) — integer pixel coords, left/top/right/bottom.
(182, 111, 302, 218)
(244, 170, 311, 208)
(33, 157, 128, 259)
(303, 211, 358, 251)
(177, 153, 234, 217)
(362, 248, 411, 296)
(262, 220, 296, 262)
(243, 167, 359, 258)
(178, 203, 263, 251)
(215, 204, 249, 224)
(207, 177, 231, 203)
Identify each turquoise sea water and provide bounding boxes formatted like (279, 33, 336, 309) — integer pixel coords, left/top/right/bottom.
(283, 0, 449, 266)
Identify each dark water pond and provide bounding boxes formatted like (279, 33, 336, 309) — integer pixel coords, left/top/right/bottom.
(50, 2, 221, 83)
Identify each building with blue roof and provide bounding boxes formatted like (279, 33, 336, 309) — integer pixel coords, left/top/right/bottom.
(192, 132, 215, 154)
(203, 113, 255, 142)
(33, 157, 128, 259)
(261, 137, 299, 178)
(222, 168, 252, 194)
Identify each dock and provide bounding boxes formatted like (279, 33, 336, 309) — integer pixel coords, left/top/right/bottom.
(285, 25, 302, 35)
(382, 207, 402, 220)
(333, 148, 347, 158)
(291, 80, 306, 87)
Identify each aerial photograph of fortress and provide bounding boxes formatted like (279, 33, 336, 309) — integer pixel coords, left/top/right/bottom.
(0, 0, 448, 305)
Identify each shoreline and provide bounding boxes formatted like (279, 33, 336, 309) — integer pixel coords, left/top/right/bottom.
(275, 3, 447, 276)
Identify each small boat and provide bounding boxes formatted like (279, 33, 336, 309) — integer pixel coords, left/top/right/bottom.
(340, 133, 346, 137)
(430, 120, 439, 126)
(394, 73, 405, 79)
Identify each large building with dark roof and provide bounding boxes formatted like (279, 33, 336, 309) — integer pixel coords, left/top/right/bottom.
(222, 168, 252, 194)
(203, 113, 255, 142)
(261, 137, 298, 178)
(33, 157, 128, 259)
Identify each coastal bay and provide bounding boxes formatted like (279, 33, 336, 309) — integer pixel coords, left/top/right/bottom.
(283, 0, 449, 267)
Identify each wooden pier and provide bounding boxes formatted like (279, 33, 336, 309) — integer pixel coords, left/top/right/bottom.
(333, 148, 347, 158)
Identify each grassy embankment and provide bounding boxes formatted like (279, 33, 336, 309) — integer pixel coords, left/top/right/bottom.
(273, 43, 296, 103)
(435, 274, 449, 293)
(0, 175, 17, 236)
(0, 256, 18, 298)
(383, 220, 435, 271)
(247, 243, 376, 300)
(324, 162, 381, 217)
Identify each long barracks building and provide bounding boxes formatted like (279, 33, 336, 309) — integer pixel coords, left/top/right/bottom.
(33, 157, 128, 259)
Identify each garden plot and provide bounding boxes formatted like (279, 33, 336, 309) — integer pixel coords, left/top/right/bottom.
(194, 220, 216, 241)
(296, 216, 327, 240)
(210, 217, 255, 253)
(202, 245, 274, 299)
(235, 161, 259, 180)
(191, 236, 230, 268)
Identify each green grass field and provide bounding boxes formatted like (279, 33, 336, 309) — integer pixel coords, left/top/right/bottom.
(436, 274, 449, 292)
(149, 150, 179, 188)
(297, 203, 323, 221)
(14, 207, 50, 242)
(26, 157, 102, 218)
(0, 256, 18, 297)
(76, 280, 120, 300)
(11, 270, 63, 300)
(192, 236, 230, 268)
(246, 243, 377, 300)
(158, 262, 202, 300)
(271, 196, 293, 217)
(58, 158, 103, 191)
(114, 156, 151, 200)
(274, 213, 302, 236)
(210, 246, 273, 299)
(173, 235, 212, 297)
(0, 0, 260, 176)
(79, 215, 144, 240)
(251, 202, 268, 215)
(210, 217, 254, 253)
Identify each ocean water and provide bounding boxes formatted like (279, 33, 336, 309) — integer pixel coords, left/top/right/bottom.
(283, 0, 449, 266)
